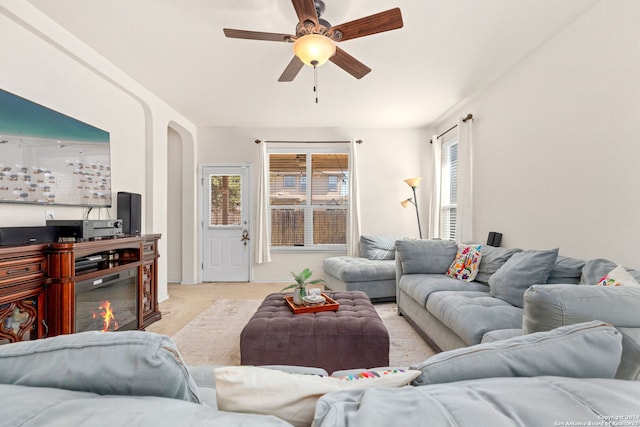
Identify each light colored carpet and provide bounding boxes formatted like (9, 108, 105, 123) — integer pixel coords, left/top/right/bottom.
(170, 298, 436, 368)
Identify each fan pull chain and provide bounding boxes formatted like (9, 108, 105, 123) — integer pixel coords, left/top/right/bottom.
(312, 60, 319, 103)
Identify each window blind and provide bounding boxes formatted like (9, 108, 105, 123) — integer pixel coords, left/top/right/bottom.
(269, 151, 348, 248)
(440, 141, 458, 240)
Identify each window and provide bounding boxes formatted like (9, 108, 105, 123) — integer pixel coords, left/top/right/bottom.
(440, 139, 458, 240)
(269, 150, 349, 248)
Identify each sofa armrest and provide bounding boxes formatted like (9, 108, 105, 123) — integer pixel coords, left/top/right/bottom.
(410, 321, 622, 385)
(523, 284, 640, 333)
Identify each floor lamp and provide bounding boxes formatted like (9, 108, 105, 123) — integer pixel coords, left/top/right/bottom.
(401, 177, 423, 239)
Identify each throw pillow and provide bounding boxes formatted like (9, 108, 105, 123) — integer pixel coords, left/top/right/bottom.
(395, 239, 458, 274)
(0, 331, 201, 403)
(214, 366, 420, 427)
(546, 255, 585, 284)
(411, 320, 622, 386)
(359, 235, 399, 260)
(474, 246, 523, 284)
(597, 265, 640, 287)
(446, 244, 482, 281)
(488, 248, 559, 307)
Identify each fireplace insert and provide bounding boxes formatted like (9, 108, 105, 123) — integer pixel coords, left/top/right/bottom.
(75, 267, 138, 333)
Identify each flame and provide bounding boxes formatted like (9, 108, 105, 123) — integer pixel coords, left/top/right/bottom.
(92, 300, 119, 332)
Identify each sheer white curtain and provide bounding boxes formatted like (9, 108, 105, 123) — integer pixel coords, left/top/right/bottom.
(347, 140, 361, 256)
(428, 135, 442, 239)
(256, 141, 271, 264)
(456, 117, 474, 242)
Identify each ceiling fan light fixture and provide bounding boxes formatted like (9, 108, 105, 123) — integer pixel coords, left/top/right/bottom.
(293, 34, 336, 67)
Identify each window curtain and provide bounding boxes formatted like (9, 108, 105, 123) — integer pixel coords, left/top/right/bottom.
(428, 135, 442, 239)
(456, 118, 474, 242)
(256, 141, 271, 264)
(347, 140, 361, 256)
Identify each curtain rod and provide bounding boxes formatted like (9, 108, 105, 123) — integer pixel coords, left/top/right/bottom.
(255, 139, 362, 144)
(430, 113, 473, 144)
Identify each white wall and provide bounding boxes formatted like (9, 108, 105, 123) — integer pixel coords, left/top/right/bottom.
(0, 1, 199, 301)
(167, 127, 183, 283)
(196, 127, 430, 281)
(0, 8, 145, 225)
(434, 0, 640, 268)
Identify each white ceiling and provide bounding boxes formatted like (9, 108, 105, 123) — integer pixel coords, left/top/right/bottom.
(27, 0, 599, 129)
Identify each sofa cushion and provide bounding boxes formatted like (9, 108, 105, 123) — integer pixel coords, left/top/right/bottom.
(426, 291, 523, 346)
(581, 258, 640, 285)
(523, 284, 640, 380)
(398, 274, 489, 307)
(480, 329, 522, 343)
(214, 366, 420, 427)
(314, 377, 640, 427)
(359, 235, 399, 260)
(523, 284, 640, 332)
(411, 321, 622, 386)
(0, 383, 291, 427)
(395, 239, 458, 274)
(546, 255, 585, 284)
(0, 331, 201, 403)
(322, 257, 395, 283)
(474, 246, 522, 284)
(489, 248, 559, 307)
(446, 243, 482, 281)
(616, 327, 640, 380)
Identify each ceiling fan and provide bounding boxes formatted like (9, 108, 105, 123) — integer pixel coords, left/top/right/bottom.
(223, 0, 403, 82)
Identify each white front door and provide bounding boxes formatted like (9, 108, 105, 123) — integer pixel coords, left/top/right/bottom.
(202, 165, 251, 282)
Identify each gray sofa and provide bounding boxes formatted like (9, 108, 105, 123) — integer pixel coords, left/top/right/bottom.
(323, 235, 399, 302)
(1, 325, 639, 427)
(395, 238, 640, 380)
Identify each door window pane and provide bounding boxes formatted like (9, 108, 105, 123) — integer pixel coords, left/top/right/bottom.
(209, 175, 241, 226)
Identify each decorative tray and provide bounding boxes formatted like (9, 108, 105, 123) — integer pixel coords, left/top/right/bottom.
(284, 293, 339, 314)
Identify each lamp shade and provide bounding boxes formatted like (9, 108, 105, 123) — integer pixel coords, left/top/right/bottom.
(401, 198, 413, 208)
(293, 34, 336, 66)
(403, 177, 423, 188)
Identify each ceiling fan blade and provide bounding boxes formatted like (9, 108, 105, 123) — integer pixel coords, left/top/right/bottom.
(291, 0, 318, 27)
(223, 28, 293, 42)
(330, 47, 371, 79)
(278, 56, 305, 82)
(329, 8, 403, 42)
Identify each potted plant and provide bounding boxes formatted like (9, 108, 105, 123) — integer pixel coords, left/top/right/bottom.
(281, 268, 326, 305)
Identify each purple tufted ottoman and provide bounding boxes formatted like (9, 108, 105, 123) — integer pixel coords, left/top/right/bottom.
(240, 291, 390, 374)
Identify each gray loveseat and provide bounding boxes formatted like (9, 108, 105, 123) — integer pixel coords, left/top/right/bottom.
(395, 238, 640, 380)
(1, 325, 639, 427)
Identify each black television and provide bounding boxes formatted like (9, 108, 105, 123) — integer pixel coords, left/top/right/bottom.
(0, 88, 112, 207)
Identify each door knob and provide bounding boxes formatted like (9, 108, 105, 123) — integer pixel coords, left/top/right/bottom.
(241, 230, 250, 246)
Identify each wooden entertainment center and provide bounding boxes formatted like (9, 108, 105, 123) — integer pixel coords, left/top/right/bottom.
(0, 235, 161, 344)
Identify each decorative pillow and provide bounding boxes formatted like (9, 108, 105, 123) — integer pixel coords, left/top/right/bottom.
(359, 235, 400, 260)
(597, 265, 640, 287)
(446, 244, 482, 281)
(488, 248, 559, 307)
(395, 239, 458, 274)
(0, 331, 201, 403)
(411, 321, 622, 386)
(546, 255, 585, 284)
(474, 246, 523, 284)
(214, 366, 420, 427)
